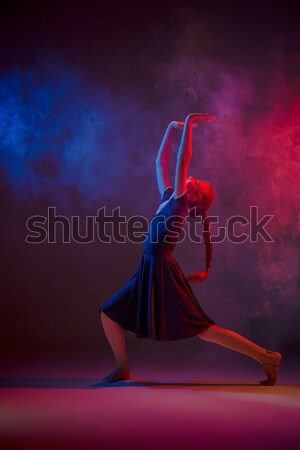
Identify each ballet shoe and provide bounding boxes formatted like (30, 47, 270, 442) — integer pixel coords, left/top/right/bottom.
(101, 366, 131, 383)
(260, 350, 282, 386)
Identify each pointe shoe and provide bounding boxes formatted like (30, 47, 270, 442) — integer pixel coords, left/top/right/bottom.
(260, 350, 282, 386)
(101, 366, 131, 383)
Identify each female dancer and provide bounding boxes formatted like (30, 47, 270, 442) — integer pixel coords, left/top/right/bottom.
(99, 113, 282, 385)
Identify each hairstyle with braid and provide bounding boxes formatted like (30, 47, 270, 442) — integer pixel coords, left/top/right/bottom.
(186, 180, 214, 283)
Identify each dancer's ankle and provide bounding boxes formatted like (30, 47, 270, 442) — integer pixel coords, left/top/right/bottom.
(259, 349, 272, 365)
(260, 349, 278, 366)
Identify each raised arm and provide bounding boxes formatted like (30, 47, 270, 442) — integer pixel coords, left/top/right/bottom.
(155, 121, 184, 195)
(174, 113, 216, 198)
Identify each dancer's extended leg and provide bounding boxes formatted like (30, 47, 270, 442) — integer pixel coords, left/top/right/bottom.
(100, 311, 131, 382)
(198, 325, 282, 385)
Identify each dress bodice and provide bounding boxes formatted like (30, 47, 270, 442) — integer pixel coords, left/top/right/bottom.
(143, 186, 189, 255)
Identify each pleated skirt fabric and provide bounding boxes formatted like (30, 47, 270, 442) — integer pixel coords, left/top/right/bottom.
(100, 252, 215, 341)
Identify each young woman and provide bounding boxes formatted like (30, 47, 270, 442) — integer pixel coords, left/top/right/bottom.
(99, 113, 282, 385)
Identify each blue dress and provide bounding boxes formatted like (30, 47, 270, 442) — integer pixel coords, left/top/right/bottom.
(99, 186, 215, 341)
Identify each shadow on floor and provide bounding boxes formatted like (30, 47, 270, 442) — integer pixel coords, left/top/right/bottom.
(0, 376, 285, 390)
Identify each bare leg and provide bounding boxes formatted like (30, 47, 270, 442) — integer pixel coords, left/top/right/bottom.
(198, 325, 282, 385)
(100, 311, 131, 382)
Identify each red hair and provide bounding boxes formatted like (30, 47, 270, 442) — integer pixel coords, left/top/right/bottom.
(186, 180, 215, 283)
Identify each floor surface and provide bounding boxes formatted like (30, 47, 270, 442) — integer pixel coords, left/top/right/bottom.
(1, 353, 300, 450)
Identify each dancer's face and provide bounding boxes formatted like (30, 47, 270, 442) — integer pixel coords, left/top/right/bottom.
(186, 176, 196, 187)
(186, 176, 199, 203)
(186, 177, 214, 214)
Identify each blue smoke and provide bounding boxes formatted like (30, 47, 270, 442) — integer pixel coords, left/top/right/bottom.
(0, 64, 113, 203)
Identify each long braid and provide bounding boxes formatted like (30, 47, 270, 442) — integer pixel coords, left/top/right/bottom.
(186, 180, 214, 283)
(202, 214, 213, 272)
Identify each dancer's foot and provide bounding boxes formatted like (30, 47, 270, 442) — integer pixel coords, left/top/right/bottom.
(260, 350, 282, 386)
(101, 366, 131, 383)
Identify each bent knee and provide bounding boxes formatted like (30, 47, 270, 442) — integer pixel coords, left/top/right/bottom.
(99, 310, 107, 320)
(100, 310, 117, 324)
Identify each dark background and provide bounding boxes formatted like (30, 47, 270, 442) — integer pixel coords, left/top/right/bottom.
(1, 0, 299, 371)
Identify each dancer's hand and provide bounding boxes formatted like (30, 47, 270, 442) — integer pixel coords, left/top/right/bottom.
(186, 113, 216, 123)
(169, 121, 198, 129)
(186, 269, 210, 283)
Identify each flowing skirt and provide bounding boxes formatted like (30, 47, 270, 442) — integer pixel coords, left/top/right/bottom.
(99, 252, 215, 341)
